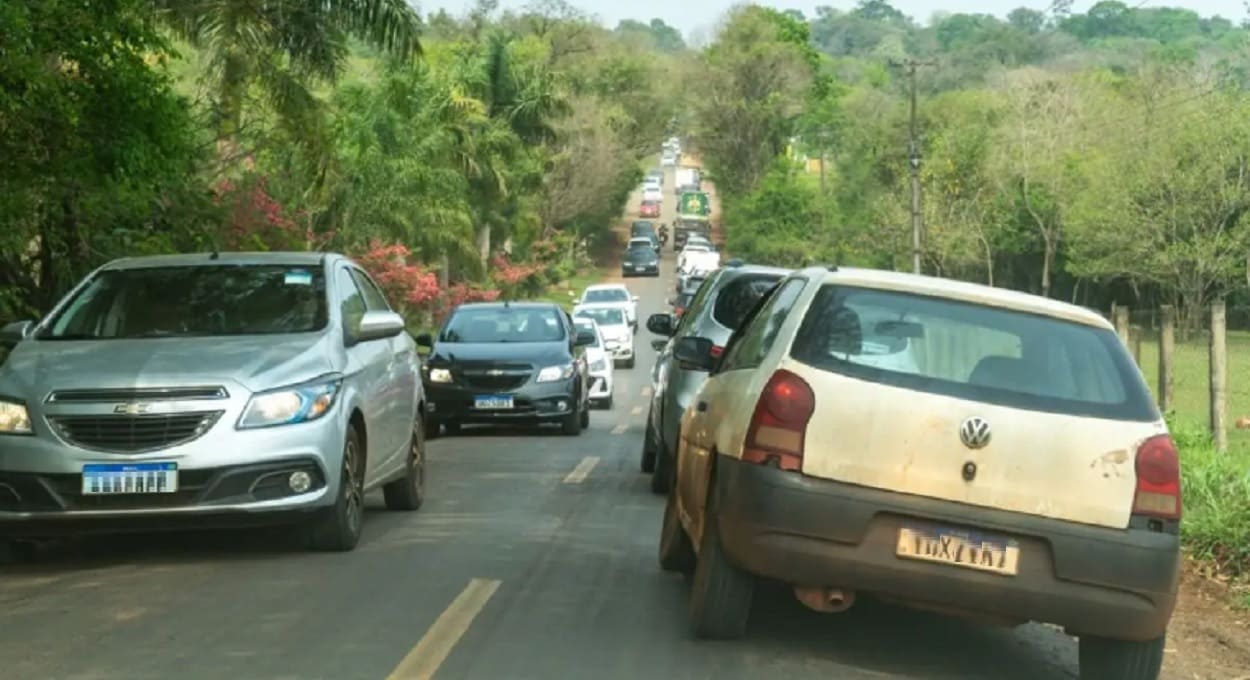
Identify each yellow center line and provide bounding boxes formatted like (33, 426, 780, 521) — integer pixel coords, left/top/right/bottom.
(386, 578, 502, 680)
(563, 456, 600, 484)
(611, 424, 628, 435)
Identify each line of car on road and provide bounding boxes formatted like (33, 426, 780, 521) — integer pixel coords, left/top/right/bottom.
(640, 259, 1181, 679)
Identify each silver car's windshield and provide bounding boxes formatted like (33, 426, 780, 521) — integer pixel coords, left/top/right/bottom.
(38, 265, 329, 340)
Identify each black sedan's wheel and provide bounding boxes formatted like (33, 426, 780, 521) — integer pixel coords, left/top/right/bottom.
(650, 443, 673, 494)
(383, 418, 426, 511)
(562, 403, 582, 435)
(307, 425, 365, 552)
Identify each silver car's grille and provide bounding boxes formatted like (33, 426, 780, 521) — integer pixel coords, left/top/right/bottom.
(47, 386, 228, 403)
(49, 412, 223, 453)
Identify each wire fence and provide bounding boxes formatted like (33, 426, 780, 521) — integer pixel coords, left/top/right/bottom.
(1107, 303, 1250, 451)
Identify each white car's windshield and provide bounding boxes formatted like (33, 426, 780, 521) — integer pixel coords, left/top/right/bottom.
(584, 288, 629, 303)
(576, 308, 625, 327)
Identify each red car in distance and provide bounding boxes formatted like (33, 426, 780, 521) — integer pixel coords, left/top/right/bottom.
(639, 200, 661, 218)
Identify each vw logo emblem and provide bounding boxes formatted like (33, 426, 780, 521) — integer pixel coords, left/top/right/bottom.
(959, 416, 991, 449)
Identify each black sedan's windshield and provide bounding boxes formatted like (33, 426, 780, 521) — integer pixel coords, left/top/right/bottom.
(39, 265, 328, 339)
(440, 307, 566, 343)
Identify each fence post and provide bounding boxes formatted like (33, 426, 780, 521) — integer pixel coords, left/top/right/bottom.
(1132, 329, 1143, 366)
(1210, 300, 1228, 453)
(1158, 305, 1175, 413)
(1113, 304, 1130, 347)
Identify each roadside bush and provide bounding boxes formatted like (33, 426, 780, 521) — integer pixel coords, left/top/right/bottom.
(1173, 420, 1250, 577)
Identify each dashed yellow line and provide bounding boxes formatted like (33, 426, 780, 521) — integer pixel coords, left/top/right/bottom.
(563, 456, 600, 484)
(611, 424, 629, 435)
(387, 578, 502, 680)
(630, 406, 643, 416)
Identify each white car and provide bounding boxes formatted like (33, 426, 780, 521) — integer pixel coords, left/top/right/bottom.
(642, 187, 663, 203)
(575, 317, 615, 408)
(661, 266, 1180, 679)
(579, 283, 638, 328)
(643, 177, 661, 191)
(574, 305, 635, 369)
(661, 152, 678, 167)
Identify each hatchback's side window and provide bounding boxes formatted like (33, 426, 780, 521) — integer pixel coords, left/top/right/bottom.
(350, 269, 391, 312)
(720, 278, 807, 372)
(336, 268, 367, 333)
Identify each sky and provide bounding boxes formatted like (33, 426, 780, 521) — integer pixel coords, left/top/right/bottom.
(418, 0, 1248, 39)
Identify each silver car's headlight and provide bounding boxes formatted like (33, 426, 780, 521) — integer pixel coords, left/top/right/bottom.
(536, 364, 575, 383)
(428, 368, 453, 383)
(0, 398, 32, 435)
(238, 377, 342, 429)
(590, 358, 608, 372)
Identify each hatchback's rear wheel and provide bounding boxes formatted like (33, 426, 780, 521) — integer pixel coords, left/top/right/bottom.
(307, 425, 365, 552)
(383, 418, 426, 511)
(1078, 634, 1166, 680)
(689, 490, 754, 639)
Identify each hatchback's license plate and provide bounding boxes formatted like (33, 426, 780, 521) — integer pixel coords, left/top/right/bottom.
(474, 395, 514, 410)
(82, 462, 178, 495)
(896, 526, 1020, 576)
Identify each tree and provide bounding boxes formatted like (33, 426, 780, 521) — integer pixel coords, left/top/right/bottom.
(692, 6, 813, 197)
(990, 68, 1082, 297)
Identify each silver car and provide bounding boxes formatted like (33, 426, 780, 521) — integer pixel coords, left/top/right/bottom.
(642, 263, 791, 493)
(0, 252, 425, 552)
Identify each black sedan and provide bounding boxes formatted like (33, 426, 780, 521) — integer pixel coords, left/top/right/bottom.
(622, 240, 660, 277)
(416, 302, 596, 436)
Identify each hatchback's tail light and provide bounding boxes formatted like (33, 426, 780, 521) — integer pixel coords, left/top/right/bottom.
(1133, 434, 1182, 520)
(742, 370, 815, 471)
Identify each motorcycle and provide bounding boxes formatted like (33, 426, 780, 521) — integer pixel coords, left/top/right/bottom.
(659, 232, 668, 247)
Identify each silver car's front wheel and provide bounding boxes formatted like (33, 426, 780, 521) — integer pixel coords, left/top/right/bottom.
(306, 425, 365, 552)
(384, 418, 426, 511)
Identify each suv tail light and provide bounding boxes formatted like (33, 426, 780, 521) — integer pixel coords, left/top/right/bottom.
(742, 370, 815, 471)
(1133, 434, 1182, 520)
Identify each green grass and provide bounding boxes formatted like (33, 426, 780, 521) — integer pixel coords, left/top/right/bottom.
(1133, 330, 1250, 451)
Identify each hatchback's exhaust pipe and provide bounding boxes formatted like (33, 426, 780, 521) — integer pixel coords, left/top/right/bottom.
(794, 585, 856, 613)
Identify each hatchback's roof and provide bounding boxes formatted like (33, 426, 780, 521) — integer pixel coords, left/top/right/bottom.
(812, 267, 1111, 329)
(102, 252, 333, 270)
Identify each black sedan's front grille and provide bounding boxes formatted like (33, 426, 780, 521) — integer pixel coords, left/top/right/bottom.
(49, 412, 223, 453)
(459, 373, 531, 391)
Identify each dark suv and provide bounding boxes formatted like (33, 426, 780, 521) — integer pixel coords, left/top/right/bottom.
(641, 263, 791, 492)
(417, 302, 596, 436)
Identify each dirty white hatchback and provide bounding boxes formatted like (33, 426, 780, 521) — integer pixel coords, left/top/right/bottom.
(661, 266, 1179, 680)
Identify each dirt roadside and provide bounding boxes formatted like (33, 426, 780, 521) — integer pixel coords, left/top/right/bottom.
(1163, 563, 1250, 679)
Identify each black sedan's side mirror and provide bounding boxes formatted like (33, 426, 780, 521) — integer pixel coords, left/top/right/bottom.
(575, 329, 597, 347)
(673, 337, 715, 371)
(646, 313, 676, 337)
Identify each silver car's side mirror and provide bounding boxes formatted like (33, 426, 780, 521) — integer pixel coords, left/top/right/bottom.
(353, 310, 406, 344)
(0, 321, 34, 342)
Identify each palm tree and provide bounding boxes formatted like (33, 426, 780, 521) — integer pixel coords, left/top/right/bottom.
(153, 0, 423, 147)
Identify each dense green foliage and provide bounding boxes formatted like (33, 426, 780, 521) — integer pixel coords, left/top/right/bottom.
(690, 0, 1250, 321)
(0, 0, 679, 322)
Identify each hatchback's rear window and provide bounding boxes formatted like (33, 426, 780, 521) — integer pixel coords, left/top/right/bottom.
(789, 285, 1158, 421)
(712, 274, 783, 331)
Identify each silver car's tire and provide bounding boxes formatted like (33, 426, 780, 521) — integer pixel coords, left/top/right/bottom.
(383, 418, 426, 512)
(306, 425, 365, 552)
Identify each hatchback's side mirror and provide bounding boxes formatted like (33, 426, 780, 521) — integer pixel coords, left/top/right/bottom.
(575, 329, 597, 347)
(646, 313, 675, 337)
(673, 337, 715, 371)
(0, 321, 34, 342)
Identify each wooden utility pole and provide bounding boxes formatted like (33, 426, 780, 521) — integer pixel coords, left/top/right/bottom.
(1210, 300, 1228, 452)
(891, 58, 935, 274)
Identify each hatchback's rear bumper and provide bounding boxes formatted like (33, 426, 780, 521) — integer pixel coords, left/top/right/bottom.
(713, 456, 1179, 641)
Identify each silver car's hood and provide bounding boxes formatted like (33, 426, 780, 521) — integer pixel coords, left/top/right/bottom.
(0, 333, 337, 398)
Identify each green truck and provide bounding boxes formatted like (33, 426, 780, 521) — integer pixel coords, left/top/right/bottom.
(674, 191, 711, 251)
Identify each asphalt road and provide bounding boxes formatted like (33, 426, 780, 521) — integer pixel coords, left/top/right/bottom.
(0, 172, 1090, 680)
